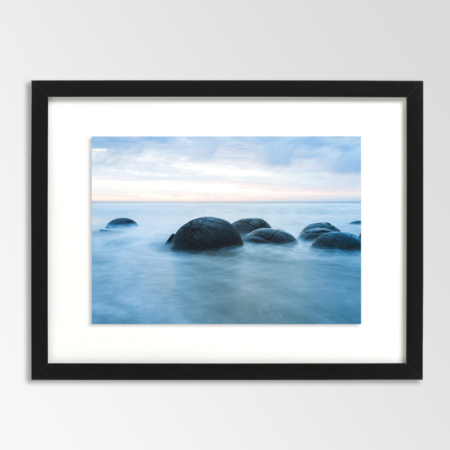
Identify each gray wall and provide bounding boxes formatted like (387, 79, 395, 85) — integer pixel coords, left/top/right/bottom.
(1, 1, 447, 449)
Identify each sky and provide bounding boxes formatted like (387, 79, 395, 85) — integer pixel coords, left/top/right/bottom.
(92, 137, 361, 202)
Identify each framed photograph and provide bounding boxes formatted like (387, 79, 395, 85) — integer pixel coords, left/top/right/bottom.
(32, 81, 423, 380)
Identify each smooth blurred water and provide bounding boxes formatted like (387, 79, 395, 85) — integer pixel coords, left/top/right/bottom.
(92, 202, 361, 324)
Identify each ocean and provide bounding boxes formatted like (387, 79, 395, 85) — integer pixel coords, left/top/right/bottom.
(92, 202, 361, 324)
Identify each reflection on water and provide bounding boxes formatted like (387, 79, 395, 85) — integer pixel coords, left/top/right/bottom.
(92, 202, 361, 324)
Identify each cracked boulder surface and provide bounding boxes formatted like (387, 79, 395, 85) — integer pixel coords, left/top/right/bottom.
(232, 218, 271, 235)
(311, 232, 361, 250)
(299, 227, 333, 241)
(243, 228, 297, 245)
(301, 222, 340, 233)
(171, 217, 243, 252)
(106, 218, 138, 228)
(166, 234, 175, 244)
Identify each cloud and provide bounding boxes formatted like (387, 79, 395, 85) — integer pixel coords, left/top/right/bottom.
(91, 137, 361, 202)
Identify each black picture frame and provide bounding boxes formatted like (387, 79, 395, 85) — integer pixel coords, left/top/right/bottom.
(32, 81, 423, 380)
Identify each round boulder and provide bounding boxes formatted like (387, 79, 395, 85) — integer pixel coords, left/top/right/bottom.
(166, 234, 175, 244)
(311, 232, 361, 251)
(244, 228, 297, 245)
(171, 217, 243, 252)
(106, 218, 138, 228)
(232, 218, 271, 235)
(299, 227, 333, 241)
(301, 222, 340, 233)
(350, 220, 361, 225)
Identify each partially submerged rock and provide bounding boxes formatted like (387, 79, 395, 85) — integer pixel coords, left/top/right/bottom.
(244, 228, 297, 245)
(106, 218, 138, 228)
(311, 232, 361, 251)
(350, 220, 361, 225)
(299, 227, 333, 241)
(171, 217, 243, 252)
(166, 234, 175, 244)
(232, 218, 271, 235)
(301, 222, 340, 233)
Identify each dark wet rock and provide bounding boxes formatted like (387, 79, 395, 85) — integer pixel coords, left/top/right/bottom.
(244, 228, 297, 245)
(301, 222, 340, 233)
(350, 220, 361, 225)
(166, 234, 175, 244)
(171, 217, 243, 252)
(359, 233, 361, 239)
(311, 232, 361, 251)
(299, 227, 333, 241)
(106, 218, 138, 228)
(232, 218, 271, 235)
